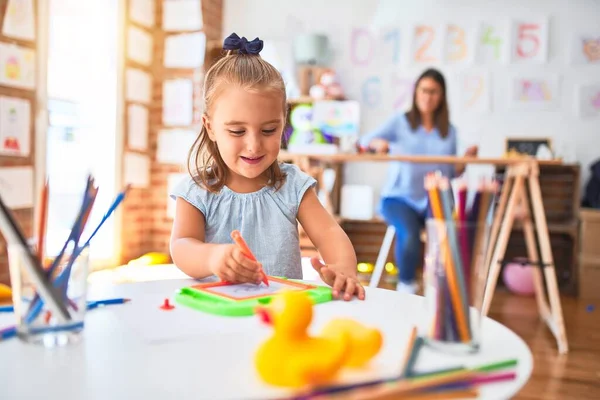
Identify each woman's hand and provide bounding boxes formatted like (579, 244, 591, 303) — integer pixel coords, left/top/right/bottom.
(311, 257, 366, 301)
(209, 244, 263, 284)
(368, 139, 390, 154)
(464, 145, 478, 157)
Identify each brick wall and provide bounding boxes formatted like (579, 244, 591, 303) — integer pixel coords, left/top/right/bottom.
(120, 0, 223, 264)
(0, 0, 37, 285)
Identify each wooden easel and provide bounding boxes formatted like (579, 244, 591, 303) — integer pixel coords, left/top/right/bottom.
(481, 160, 569, 354)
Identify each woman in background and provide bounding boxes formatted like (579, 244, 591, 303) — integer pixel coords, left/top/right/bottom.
(357, 68, 477, 294)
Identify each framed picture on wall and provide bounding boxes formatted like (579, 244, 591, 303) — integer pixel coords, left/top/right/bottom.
(505, 137, 554, 159)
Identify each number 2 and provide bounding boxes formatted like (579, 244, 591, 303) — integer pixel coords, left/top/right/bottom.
(415, 26, 437, 62)
(516, 24, 540, 58)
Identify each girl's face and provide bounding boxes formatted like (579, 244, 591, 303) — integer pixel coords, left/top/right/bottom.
(415, 77, 443, 116)
(203, 86, 285, 192)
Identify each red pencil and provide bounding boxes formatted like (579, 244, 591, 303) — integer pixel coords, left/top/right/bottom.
(230, 230, 269, 286)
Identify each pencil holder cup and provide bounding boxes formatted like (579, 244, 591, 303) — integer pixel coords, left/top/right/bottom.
(421, 219, 492, 354)
(8, 244, 90, 347)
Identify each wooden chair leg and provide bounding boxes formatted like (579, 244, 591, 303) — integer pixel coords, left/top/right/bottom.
(527, 166, 569, 354)
(370, 225, 395, 288)
(481, 174, 524, 316)
(519, 185, 552, 320)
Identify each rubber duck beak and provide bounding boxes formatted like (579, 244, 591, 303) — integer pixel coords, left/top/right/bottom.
(255, 307, 272, 325)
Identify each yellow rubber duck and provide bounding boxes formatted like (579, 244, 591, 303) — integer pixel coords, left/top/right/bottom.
(320, 318, 383, 368)
(254, 291, 349, 388)
(254, 290, 383, 388)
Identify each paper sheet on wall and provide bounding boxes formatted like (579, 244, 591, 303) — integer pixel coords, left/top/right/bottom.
(569, 32, 600, 64)
(0, 96, 31, 157)
(124, 152, 150, 188)
(410, 23, 445, 65)
(509, 74, 560, 110)
(129, 0, 155, 28)
(157, 129, 196, 164)
(576, 83, 600, 118)
(510, 18, 548, 63)
(164, 32, 206, 68)
(476, 21, 509, 64)
(2, 0, 35, 40)
(0, 43, 35, 89)
(126, 68, 152, 104)
(127, 104, 149, 151)
(163, 79, 193, 126)
(0, 166, 34, 209)
(162, 0, 203, 32)
(128, 26, 153, 66)
(444, 23, 476, 65)
(167, 173, 187, 218)
(457, 71, 491, 113)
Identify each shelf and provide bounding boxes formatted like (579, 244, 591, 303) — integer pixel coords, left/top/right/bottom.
(287, 96, 314, 105)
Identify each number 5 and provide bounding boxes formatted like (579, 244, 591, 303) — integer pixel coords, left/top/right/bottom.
(516, 24, 540, 58)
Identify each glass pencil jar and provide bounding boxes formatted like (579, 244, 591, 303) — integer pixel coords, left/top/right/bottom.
(8, 244, 90, 347)
(421, 218, 492, 354)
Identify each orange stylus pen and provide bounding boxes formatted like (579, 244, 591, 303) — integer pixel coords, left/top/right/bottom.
(230, 230, 269, 286)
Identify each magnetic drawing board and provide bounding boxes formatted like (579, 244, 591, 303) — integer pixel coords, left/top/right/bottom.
(174, 277, 333, 317)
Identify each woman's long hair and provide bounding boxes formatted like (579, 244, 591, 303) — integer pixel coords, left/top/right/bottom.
(405, 68, 450, 138)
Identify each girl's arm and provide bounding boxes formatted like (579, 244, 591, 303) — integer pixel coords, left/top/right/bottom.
(297, 188, 365, 300)
(170, 198, 262, 282)
(170, 198, 220, 278)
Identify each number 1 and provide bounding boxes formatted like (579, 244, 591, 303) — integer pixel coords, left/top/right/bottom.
(383, 29, 400, 64)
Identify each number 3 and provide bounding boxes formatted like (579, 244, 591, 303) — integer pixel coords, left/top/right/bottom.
(516, 24, 540, 58)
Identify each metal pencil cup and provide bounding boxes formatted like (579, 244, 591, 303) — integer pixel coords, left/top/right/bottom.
(421, 219, 491, 354)
(8, 244, 90, 347)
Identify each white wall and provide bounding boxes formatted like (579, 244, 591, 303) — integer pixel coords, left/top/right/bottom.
(224, 0, 600, 209)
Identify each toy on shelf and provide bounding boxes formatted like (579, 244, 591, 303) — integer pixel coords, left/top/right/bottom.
(309, 69, 345, 100)
(254, 290, 382, 388)
(287, 104, 331, 146)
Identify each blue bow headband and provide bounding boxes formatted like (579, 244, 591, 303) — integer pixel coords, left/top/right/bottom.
(223, 33, 263, 55)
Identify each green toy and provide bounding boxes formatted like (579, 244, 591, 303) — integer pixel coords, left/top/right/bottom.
(174, 276, 333, 317)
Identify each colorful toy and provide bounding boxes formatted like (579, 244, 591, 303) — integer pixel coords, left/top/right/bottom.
(287, 104, 328, 146)
(254, 290, 382, 388)
(320, 318, 383, 367)
(503, 261, 535, 296)
(309, 69, 345, 100)
(174, 277, 332, 317)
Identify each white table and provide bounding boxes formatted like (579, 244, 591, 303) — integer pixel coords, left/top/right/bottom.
(0, 278, 533, 400)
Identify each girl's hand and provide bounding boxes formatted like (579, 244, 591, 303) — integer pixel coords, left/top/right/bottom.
(368, 139, 390, 154)
(310, 257, 366, 301)
(209, 244, 263, 284)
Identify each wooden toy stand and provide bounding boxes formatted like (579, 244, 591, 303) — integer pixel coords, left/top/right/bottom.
(481, 160, 568, 354)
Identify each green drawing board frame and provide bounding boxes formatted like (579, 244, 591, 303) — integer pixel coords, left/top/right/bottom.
(174, 277, 333, 317)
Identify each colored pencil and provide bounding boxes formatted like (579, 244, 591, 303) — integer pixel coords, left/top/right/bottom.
(0, 298, 130, 313)
(231, 230, 269, 286)
(36, 179, 49, 264)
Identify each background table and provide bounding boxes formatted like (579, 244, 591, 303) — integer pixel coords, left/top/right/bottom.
(0, 279, 533, 400)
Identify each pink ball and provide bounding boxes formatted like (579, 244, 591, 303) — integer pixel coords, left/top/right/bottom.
(503, 261, 535, 296)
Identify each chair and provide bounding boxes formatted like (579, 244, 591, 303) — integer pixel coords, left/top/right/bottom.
(369, 225, 396, 288)
(369, 226, 426, 288)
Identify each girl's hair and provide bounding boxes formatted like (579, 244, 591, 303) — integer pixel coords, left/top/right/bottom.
(188, 36, 287, 193)
(405, 68, 450, 138)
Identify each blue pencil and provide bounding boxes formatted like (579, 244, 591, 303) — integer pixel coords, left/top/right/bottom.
(0, 298, 130, 313)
